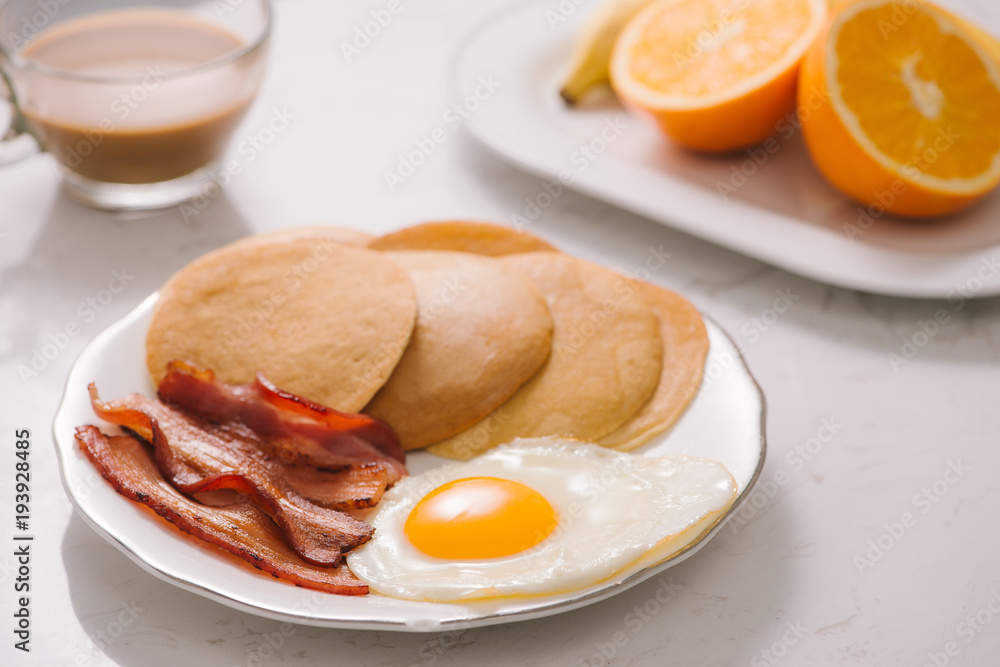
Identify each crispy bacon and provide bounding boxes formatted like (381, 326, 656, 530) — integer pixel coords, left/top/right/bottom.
(281, 463, 390, 511)
(89, 387, 377, 567)
(74, 425, 368, 595)
(157, 361, 406, 480)
(90, 383, 393, 508)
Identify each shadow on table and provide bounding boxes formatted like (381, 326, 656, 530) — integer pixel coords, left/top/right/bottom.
(59, 513, 452, 666)
(3, 183, 252, 299)
(60, 495, 798, 667)
(0, 187, 252, 377)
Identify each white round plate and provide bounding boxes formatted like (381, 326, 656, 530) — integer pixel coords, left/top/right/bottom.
(453, 0, 1000, 299)
(53, 293, 765, 632)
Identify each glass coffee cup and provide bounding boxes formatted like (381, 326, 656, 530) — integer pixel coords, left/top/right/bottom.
(0, 0, 270, 210)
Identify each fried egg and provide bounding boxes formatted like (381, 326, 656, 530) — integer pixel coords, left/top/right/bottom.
(347, 438, 737, 602)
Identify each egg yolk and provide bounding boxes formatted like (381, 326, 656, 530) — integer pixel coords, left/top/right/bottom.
(404, 477, 558, 559)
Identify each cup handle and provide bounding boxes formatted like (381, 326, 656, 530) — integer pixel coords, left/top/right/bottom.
(0, 67, 41, 165)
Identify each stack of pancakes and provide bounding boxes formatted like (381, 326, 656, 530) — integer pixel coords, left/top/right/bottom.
(146, 221, 708, 460)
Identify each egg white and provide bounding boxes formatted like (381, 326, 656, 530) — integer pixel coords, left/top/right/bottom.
(347, 438, 737, 602)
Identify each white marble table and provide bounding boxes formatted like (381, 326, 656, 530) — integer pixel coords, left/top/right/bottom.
(3, 0, 1000, 665)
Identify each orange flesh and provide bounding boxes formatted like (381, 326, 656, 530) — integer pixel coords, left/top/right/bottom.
(835, 4, 1000, 181)
(625, 0, 816, 98)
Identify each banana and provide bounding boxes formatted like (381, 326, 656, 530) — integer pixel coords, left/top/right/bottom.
(559, 0, 658, 106)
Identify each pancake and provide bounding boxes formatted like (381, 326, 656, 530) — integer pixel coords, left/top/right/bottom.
(363, 251, 553, 450)
(227, 226, 375, 249)
(368, 220, 557, 256)
(598, 283, 708, 451)
(426, 252, 663, 460)
(146, 238, 417, 412)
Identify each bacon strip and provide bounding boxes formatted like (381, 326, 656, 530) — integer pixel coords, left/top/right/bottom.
(74, 425, 368, 595)
(91, 383, 392, 508)
(89, 387, 376, 567)
(282, 463, 390, 511)
(157, 361, 406, 480)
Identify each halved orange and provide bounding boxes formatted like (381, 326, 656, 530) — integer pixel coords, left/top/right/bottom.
(799, 0, 1000, 218)
(610, 0, 827, 153)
